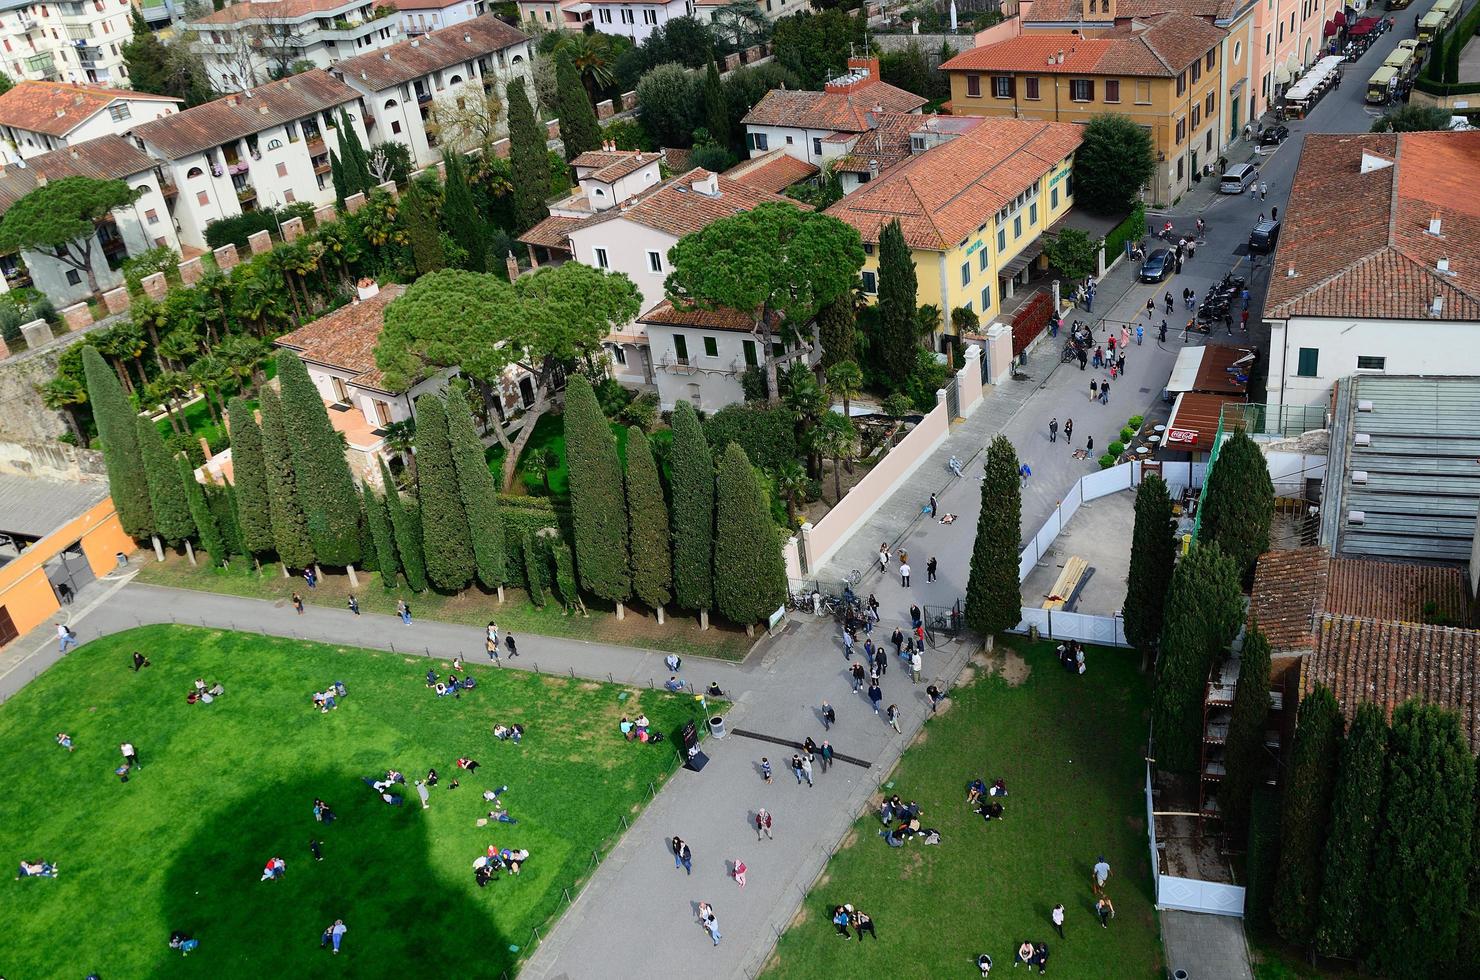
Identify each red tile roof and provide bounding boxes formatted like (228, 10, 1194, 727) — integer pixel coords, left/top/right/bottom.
(0, 135, 159, 210)
(742, 80, 926, 132)
(0, 81, 179, 138)
(1024, 0, 1239, 20)
(1265, 131, 1480, 320)
(823, 117, 1082, 250)
(723, 150, 818, 194)
(829, 112, 985, 175)
(274, 285, 407, 393)
(942, 12, 1225, 76)
(332, 15, 530, 92)
(639, 297, 780, 333)
(576, 167, 808, 239)
(195, 0, 365, 24)
(1248, 547, 1330, 652)
(518, 214, 583, 252)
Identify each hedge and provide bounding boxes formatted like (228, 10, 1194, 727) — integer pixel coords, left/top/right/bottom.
(1104, 202, 1147, 262)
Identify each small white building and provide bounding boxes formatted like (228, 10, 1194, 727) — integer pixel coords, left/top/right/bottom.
(0, 81, 181, 165)
(391, 0, 485, 35)
(1263, 131, 1480, 416)
(191, 0, 402, 93)
(130, 70, 369, 250)
(639, 299, 815, 412)
(332, 14, 533, 169)
(515, 0, 693, 41)
(693, 0, 806, 25)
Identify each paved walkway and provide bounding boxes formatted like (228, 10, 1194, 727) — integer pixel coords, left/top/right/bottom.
(1162, 910, 1255, 980)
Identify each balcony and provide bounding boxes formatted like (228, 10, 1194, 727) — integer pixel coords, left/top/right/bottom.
(306, 135, 326, 155)
(226, 159, 250, 176)
(309, 12, 397, 42)
(659, 350, 698, 375)
(236, 185, 257, 204)
(23, 53, 56, 76)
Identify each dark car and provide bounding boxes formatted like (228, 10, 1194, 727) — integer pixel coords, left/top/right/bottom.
(1139, 248, 1174, 282)
(1260, 124, 1290, 146)
(1249, 219, 1281, 254)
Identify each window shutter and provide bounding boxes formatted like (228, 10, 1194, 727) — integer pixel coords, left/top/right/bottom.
(1007, 76, 1016, 97)
(1086, 79, 1094, 101)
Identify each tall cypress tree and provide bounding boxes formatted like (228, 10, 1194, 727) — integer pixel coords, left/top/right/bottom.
(557, 53, 601, 161)
(276, 352, 361, 569)
(565, 375, 630, 614)
(551, 538, 578, 612)
(876, 219, 918, 382)
(507, 77, 550, 234)
(258, 388, 315, 572)
(816, 293, 857, 368)
(227, 397, 274, 558)
(1199, 429, 1274, 581)
(403, 182, 445, 277)
(1315, 701, 1389, 959)
(362, 483, 399, 589)
(669, 400, 715, 628)
(81, 346, 153, 539)
(329, 149, 347, 207)
(522, 529, 546, 607)
(964, 434, 1022, 637)
(1274, 685, 1344, 950)
(214, 482, 245, 560)
(625, 426, 672, 620)
(1122, 473, 1176, 663)
(380, 458, 427, 591)
(441, 151, 487, 273)
(179, 455, 225, 566)
(445, 387, 505, 593)
(713, 441, 785, 632)
(1370, 701, 1476, 978)
(1220, 624, 1272, 838)
(134, 415, 194, 547)
(339, 108, 371, 195)
(412, 392, 474, 591)
(1151, 541, 1243, 772)
(702, 59, 729, 149)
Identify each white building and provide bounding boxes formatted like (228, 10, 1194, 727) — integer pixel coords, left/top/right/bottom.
(693, 0, 806, 25)
(130, 70, 368, 249)
(191, 0, 401, 92)
(742, 56, 927, 168)
(390, 0, 484, 36)
(1263, 131, 1480, 416)
(0, 0, 136, 85)
(331, 14, 532, 169)
(0, 80, 180, 165)
(0, 134, 181, 304)
(514, 0, 693, 41)
(639, 299, 815, 412)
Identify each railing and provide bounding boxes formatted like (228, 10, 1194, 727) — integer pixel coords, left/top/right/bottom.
(1219, 401, 1328, 438)
(658, 350, 697, 375)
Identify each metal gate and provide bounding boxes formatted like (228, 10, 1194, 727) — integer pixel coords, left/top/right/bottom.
(945, 377, 960, 420)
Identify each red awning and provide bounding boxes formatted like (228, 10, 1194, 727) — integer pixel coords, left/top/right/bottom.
(1334, 10, 1347, 25)
(1356, 15, 1380, 27)
(1349, 23, 1373, 35)
(1323, 19, 1338, 35)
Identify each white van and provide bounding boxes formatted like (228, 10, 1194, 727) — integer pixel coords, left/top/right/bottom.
(1219, 163, 1259, 194)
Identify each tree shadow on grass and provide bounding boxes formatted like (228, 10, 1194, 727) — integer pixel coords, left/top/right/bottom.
(153, 770, 513, 980)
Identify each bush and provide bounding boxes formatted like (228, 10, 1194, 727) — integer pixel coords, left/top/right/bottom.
(619, 392, 659, 432)
(594, 377, 634, 416)
(1104, 202, 1147, 262)
(703, 403, 797, 471)
(1128, 414, 1144, 428)
(1098, 453, 1115, 469)
(205, 209, 287, 250)
(121, 246, 179, 294)
(882, 392, 914, 417)
(1120, 426, 1135, 443)
(1108, 441, 1126, 457)
(0, 288, 55, 344)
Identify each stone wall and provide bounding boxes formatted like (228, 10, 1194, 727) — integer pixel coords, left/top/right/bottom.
(0, 438, 108, 482)
(0, 315, 124, 443)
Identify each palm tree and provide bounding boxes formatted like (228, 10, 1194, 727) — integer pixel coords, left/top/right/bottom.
(158, 328, 202, 372)
(97, 321, 150, 393)
(215, 334, 267, 396)
(130, 298, 168, 370)
(198, 267, 234, 341)
(189, 353, 232, 428)
(556, 32, 615, 101)
(916, 303, 942, 349)
(382, 417, 417, 478)
(39, 376, 88, 443)
(813, 412, 858, 504)
(825, 360, 863, 419)
(232, 269, 287, 338)
(142, 370, 193, 436)
(712, 1, 770, 49)
(772, 460, 808, 525)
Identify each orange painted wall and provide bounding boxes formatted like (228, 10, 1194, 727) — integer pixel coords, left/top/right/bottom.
(0, 497, 135, 645)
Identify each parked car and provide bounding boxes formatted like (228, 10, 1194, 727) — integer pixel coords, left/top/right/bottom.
(1139, 248, 1175, 282)
(1260, 124, 1290, 146)
(1220, 163, 1260, 193)
(1249, 220, 1281, 254)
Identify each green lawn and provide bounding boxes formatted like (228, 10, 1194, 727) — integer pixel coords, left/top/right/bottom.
(132, 552, 756, 661)
(0, 626, 700, 978)
(763, 639, 1162, 978)
(490, 411, 639, 499)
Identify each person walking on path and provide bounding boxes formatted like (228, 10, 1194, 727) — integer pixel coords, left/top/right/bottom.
(1163, 291, 1174, 315)
(790, 753, 805, 784)
(842, 628, 855, 660)
(926, 556, 937, 583)
(1144, 298, 1154, 321)
(886, 703, 902, 733)
(1136, 323, 1144, 346)
(1064, 419, 1073, 443)
(699, 903, 721, 946)
(1089, 379, 1098, 402)
(821, 700, 836, 730)
(415, 779, 430, 809)
(292, 592, 305, 615)
(505, 634, 518, 658)
(1096, 896, 1115, 928)
(1052, 904, 1066, 939)
(874, 645, 887, 677)
(800, 754, 815, 786)
(57, 623, 77, 653)
(396, 599, 411, 625)
(760, 757, 772, 784)
(1259, 180, 1268, 200)
(851, 662, 867, 692)
(1086, 434, 1095, 455)
(820, 740, 834, 772)
(672, 836, 693, 875)
(1240, 308, 1250, 332)
(926, 684, 946, 713)
(120, 741, 139, 769)
(868, 682, 883, 714)
(346, 595, 360, 616)
(910, 649, 922, 684)
(878, 544, 890, 573)
(927, 493, 937, 517)
(1049, 417, 1058, 443)
(732, 859, 747, 889)
(899, 560, 911, 588)
(1092, 856, 1111, 896)
(756, 808, 773, 840)
(1099, 383, 1109, 406)
(1020, 463, 1031, 487)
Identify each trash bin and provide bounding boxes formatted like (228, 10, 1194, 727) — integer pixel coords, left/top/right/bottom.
(1173, 970, 1189, 980)
(115, 552, 128, 568)
(708, 716, 727, 739)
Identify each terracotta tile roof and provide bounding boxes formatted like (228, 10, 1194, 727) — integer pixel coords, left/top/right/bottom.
(392, 0, 467, 10)
(576, 167, 808, 239)
(0, 81, 179, 138)
(829, 112, 984, 175)
(575, 150, 659, 183)
(518, 214, 583, 251)
(1266, 131, 1480, 320)
(195, 0, 364, 24)
(639, 297, 780, 333)
(661, 146, 691, 172)
(274, 285, 407, 393)
(1303, 615, 1480, 751)
(1163, 391, 1244, 449)
(1193, 344, 1253, 394)
(941, 12, 1224, 76)
(723, 149, 818, 194)
(1025, 0, 1238, 20)
(132, 71, 359, 160)
(0, 135, 160, 210)
(823, 117, 1082, 250)
(742, 81, 926, 132)
(332, 15, 530, 92)
(1249, 547, 1330, 652)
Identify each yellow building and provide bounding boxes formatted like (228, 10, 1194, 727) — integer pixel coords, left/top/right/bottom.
(941, 11, 1227, 205)
(824, 116, 1082, 349)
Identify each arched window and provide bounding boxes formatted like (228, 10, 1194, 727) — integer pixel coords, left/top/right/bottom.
(449, 74, 462, 85)
(267, 138, 283, 150)
(384, 98, 398, 109)
(511, 54, 524, 64)
(186, 166, 204, 178)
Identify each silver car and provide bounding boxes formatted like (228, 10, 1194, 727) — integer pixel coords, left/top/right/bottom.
(1219, 163, 1259, 194)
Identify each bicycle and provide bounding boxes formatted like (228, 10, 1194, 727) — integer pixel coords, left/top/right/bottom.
(844, 568, 862, 587)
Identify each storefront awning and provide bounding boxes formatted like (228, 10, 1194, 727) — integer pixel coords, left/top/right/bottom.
(1334, 10, 1347, 26)
(1323, 19, 1338, 36)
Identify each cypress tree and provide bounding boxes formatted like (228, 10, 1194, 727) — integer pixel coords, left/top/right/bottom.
(362, 483, 399, 589)
(276, 352, 361, 569)
(355, 491, 377, 572)
(1274, 685, 1344, 950)
(380, 458, 427, 591)
(1122, 473, 1176, 663)
(179, 455, 225, 565)
(556, 53, 601, 161)
(564, 375, 630, 613)
(258, 388, 315, 572)
(1198, 429, 1273, 581)
(211, 483, 245, 559)
(339, 108, 371, 195)
(1370, 701, 1476, 978)
(81, 346, 153, 539)
(507, 77, 550, 234)
(816, 293, 857, 368)
(227, 397, 274, 558)
(625, 426, 672, 620)
(713, 441, 786, 632)
(551, 538, 578, 612)
(412, 392, 474, 591)
(877, 218, 918, 382)
(703, 59, 729, 149)
(522, 529, 545, 607)
(403, 182, 445, 277)
(444, 387, 506, 593)
(330, 149, 347, 206)
(1244, 784, 1283, 940)
(1315, 701, 1388, 959)
(964, 434, 1022, 636)
(1220, 624, 1272, 838)
(1151, 541, 1243, 772)
(441, 151, 487, 273)
(669, 401, 715, 627)
(134, 414, 194, 546)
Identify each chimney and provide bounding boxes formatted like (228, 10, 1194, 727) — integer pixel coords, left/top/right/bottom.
(356, 277, 380, 301)
(505, 250, 519, 281)
(691, 171, 719, 195)
(1430, 295, 1444, 316)
(411, 38, 420, 47)
(1437, 257, 1450, 274)
(1428, 216, 1442, 235)
(55, 108, 65, 118)
(464, 33, 471, 42)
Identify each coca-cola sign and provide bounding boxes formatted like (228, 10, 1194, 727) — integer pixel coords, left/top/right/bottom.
(1165, 428, 1199, 445)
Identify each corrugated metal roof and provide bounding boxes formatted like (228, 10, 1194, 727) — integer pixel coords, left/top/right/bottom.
(1333, 375, 1480, 562)
(0, 474, 108, 539)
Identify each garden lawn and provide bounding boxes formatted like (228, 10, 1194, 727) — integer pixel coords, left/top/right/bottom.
(490, 411, 636, 499)
(0, 625, 699, 979)
(763, 639, 1162, 978)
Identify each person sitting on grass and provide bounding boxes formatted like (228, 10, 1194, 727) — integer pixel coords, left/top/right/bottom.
(1016, 942, 1035, 968)
(989, 778, 1008, 797)
(169, 931, 200, 956)
(832, 905, 852, 938)
(426, 668, 438, 688)
(620, 717, 635, 740)
(488, 806, 517, 824)
(978, 801, 1005, 822)
(17, 860, 58, 878)
(967, 779, 987, 805)
(260, 857, 285, 881)
(474, 860, 496, 887)
(499, 848, 530, 874)
(493, 724, 524, 743)
(385, 769, 405, 785)
(456, 757, 480, 773)
(976, 952, 993, 976)
(56, 732, 74, 752)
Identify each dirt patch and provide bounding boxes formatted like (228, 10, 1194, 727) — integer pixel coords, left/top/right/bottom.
(838, 828, 859, 852)
(913, 724, 931, 745)
(999, 649, 1031, 686)
(814, 871, 830, 890)
(578, 681, 600, 691)
(898, 851, 925, 879)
